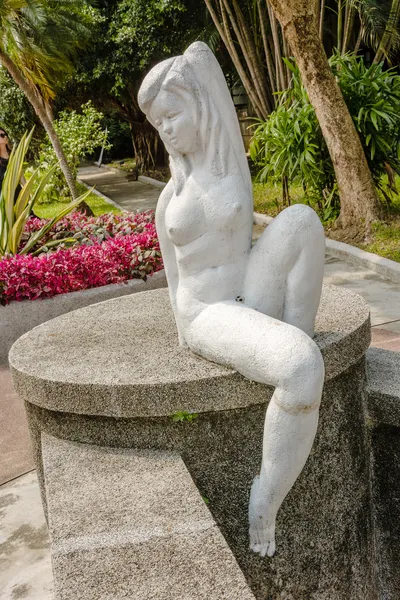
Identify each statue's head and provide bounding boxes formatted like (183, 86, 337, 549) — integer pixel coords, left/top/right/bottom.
(138, 42, 252, 196)
(138, 56, 199, 156)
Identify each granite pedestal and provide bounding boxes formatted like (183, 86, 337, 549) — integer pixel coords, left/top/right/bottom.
(10, 285, 374, 599)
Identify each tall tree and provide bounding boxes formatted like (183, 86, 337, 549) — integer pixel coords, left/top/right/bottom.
(0, 0, 94, 201)
(263, 0, 380, 228)
(204, 0, 288, 118)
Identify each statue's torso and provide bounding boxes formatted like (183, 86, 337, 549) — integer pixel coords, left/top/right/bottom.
(163, 174, 252, 313)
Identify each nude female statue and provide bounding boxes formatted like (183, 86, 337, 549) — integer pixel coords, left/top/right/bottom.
(138, 41, 325, 558)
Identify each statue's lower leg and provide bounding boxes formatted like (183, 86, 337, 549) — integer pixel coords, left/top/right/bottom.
(249, 388, 321, 557)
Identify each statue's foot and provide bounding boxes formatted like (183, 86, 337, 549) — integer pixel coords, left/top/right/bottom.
(248, 475, 276, 558)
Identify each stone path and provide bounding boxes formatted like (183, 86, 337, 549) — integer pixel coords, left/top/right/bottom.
(324, 256, 400, 335)
(1, 164, 399, 598)
(0, 472, 52, 600)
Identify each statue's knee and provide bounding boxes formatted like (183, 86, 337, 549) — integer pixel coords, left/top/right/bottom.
(279, 204, 323, 238)
(278, 338, 325, 412)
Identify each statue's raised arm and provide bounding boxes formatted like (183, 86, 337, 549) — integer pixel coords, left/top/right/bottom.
(138, 41, 326, 558)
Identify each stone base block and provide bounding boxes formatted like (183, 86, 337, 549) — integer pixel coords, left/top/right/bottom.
(42, 433, 255, 600)
(11, 285, 376, 599)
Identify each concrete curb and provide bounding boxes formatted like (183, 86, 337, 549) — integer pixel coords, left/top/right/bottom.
(253, 211, 400, 284)
(325, 238, 400, 284)
(98, 163, 124, 175)
(138, 175, 167, 189)
(253, 212, 274, 226)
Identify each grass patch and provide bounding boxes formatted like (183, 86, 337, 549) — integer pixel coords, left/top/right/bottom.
(33, 182, 122, 219)
(360, 219, 400, 262)
(253, 181, 309, 216)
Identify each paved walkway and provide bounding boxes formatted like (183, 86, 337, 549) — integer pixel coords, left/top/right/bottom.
(1, 164, 400, 599)
(78, 165, 160, 212)
(0, 368, 33, 486)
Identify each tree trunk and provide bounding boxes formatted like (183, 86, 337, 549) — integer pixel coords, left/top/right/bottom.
(129, 121, 166, 174)
(267, 2, 287, 92)
(0, 50, 94, 214)
(337, 0, 344, 53)
(342, 3, 356, 54)
(354, 26, 363, 55)
(374, 0, 400, 64)
(319, 0, 325, 39)
(265, 1, 380, 228)
(229, 0, 271, 115)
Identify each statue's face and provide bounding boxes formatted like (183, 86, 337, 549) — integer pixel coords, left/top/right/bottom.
(150, 90, 197, 154)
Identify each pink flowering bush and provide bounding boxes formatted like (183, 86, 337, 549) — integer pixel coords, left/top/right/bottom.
(0, 212, 163, 305)
(22, 211, 156, 251)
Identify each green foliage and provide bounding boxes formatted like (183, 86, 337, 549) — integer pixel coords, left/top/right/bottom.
(33, 182, 122, 219)
(0, 129, 90, 256)
(170, 410, 198, 423)
(250, 54, 400, 222)
(72, 0, 205, 99)
(0, 68, 42, 155)
(330, 54, 400, 204)
(361, 219, 400, 262)
(103, 117, 133, 160)
(0, 0, 96, 101)
(34, 101, 110, 203)
(250, 59, 337, 221)
(110, 0, 186, 74)
(63, 0, 207, 166)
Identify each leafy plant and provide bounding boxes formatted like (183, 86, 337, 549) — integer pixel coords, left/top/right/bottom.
(250, 60, 337, 219)
(33, 102, 110, 203)
(170, 410, 198, 423)
(0, 67, 42, 159)
(0, 129, 90, 257)
(330, 54, 400, 204)
(0, 211, 163, 304)
(250, 53, 400, 221)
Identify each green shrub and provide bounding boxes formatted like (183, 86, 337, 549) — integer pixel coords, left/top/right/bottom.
(250, 54, 400, 221)
(331, 54, 400, 204)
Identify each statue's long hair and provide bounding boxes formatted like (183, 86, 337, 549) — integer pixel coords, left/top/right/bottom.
(138, 42, 252, 200)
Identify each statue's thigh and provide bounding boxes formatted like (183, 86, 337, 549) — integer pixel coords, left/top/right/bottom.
(186, 302, 315, 389)
(244, 205, 324, 316)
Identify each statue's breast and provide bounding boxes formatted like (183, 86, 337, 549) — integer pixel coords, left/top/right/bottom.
(165, 191, 207, 247)
(165, 176, 250, 247)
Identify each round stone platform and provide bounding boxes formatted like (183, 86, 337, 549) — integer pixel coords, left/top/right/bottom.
(9, 285, 370, 417)
(9, 284, 374, 599)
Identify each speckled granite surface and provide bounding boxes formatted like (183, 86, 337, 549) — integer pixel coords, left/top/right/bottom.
(10, 285, 376, 598)
(42, 434, 255, 600)
(9, 285, 370, 417)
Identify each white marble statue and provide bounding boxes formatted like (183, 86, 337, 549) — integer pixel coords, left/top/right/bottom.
(138, 42, 325, 558)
